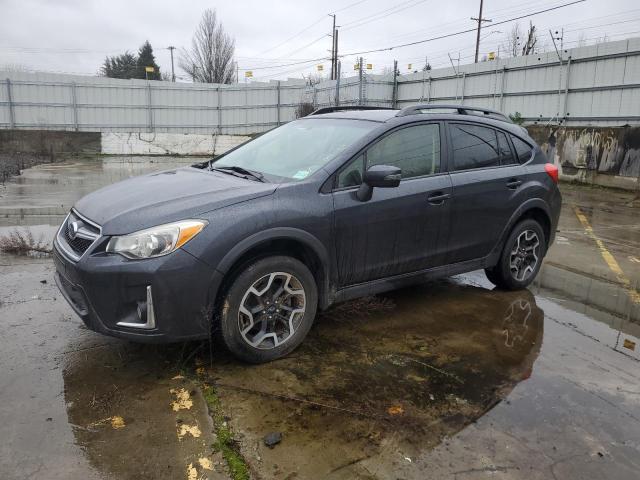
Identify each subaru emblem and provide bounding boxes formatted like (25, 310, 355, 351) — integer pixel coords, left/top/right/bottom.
(69, 221, 79, 240)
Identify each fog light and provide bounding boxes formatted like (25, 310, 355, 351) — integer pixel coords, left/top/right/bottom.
(117, 286, 156, 329)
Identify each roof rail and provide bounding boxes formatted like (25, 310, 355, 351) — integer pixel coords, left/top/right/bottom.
(395, 104, 512, 123)
(310, 105, 395, 116)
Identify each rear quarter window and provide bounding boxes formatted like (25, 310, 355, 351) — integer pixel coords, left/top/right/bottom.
(511, 135, 534, 164)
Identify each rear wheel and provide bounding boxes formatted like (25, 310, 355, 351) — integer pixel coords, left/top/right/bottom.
(485, 219, 546, 290)
(218, 256, 318, 363)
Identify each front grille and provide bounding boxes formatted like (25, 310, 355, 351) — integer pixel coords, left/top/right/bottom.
(64, 225, 94, 254)
(57, 210, 101, 261)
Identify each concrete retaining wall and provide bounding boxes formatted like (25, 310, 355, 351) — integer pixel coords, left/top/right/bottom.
(101, 132, 249, 156)
(0, 129, 250, 157)
(527, 125, 640, 190)
(0, 129, 100, 155)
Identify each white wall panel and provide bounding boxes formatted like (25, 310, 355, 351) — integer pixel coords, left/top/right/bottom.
(2, 38, 640, 132)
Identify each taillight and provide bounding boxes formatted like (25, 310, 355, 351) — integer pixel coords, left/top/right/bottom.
(544, 163, 558, 184)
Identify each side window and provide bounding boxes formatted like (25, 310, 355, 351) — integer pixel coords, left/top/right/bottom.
(497, 131, 517, 165)
(450, 123, 500, 171)
(366, 124, 440, 178)
(337, 154, 364, 188)
(511, 135, 534, 164)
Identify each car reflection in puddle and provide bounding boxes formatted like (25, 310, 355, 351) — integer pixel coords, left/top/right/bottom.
(206, 279, 544, 478)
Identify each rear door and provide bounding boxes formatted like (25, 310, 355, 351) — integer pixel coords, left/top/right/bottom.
(446, 122, 523, 263)
(332, 122, 452, 286)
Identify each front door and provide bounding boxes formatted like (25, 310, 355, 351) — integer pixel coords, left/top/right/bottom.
(331, 122, 452, 286)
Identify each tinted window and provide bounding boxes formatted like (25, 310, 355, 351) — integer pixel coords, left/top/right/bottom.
(511, 135, 533, 163)
(497, 131, 517, 165)
(337, 154, 364, 188)
(366, 124, 440, 178)
(451, 124, 500, 171)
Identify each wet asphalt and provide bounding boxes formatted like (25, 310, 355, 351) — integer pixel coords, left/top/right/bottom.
(0, 157, 639, 480)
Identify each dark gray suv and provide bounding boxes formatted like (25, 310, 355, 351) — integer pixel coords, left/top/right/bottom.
(53, 105, 561, 363)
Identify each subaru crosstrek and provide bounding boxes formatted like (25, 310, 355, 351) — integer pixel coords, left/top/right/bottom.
(54, 104, 561, 363)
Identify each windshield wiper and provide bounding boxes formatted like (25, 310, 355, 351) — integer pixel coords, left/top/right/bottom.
(211, 165, 265, 182)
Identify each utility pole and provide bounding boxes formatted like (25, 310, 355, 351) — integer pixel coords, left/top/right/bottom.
(167, 46, 176, 82)
(358, 57, 364, 104)
(472, 0, 492, 63)
(333, 28, 339, 81)
(329, 14, 336, 80)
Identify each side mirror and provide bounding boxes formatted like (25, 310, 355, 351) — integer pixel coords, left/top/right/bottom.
(357, 165, 401, 201)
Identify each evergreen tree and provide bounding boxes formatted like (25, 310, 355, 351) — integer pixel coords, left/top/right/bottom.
(137, 40, 161, 80)
(101, 52, 139, 79)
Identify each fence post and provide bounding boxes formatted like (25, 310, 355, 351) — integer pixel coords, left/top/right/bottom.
(427, 77, 432, 103)
(276, 81, 281, 126)
(392, 60, 398, 109)
(6, 79, 15, 129)
(312, 84, 317, 107)
(358, 57, 364, 105)
(460, 72, 466, 104)
(335, 61, 341, 106)
(499, 66, 507, 112)
(217, 87, 222, 134)
(71, 82, 79, 131)
(562, 56, 572, 120)
(146, 82, 153, 133)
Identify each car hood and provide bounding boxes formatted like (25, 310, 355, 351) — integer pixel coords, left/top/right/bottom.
(74, 167, 277, 234)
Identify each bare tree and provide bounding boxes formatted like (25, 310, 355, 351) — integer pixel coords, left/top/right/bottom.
(521, 22, 538, 55)
(179, 9, 235, 84)
(502, 23, 522, 57)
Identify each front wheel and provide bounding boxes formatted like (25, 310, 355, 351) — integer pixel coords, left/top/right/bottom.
(218, 256, 318, 363)
(485, 219, 546, 290)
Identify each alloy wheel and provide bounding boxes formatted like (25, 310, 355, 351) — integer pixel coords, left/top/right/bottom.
(238, 272, 306, 349)
(509, 230, 540, 282)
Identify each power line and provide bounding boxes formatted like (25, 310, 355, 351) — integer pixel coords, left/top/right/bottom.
(330, 0, 371, 14)
(384, 0, 573, 43)
(257, 15, 327, 56)
(337, 0, 586, 59)
(238, 56, 329, 72)
(341, 0, 431, 31)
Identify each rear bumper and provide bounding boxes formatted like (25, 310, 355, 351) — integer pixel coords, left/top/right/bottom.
(53, 240, 222, 343)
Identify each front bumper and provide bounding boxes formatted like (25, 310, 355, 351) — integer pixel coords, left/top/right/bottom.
(53, 239, 222, 343)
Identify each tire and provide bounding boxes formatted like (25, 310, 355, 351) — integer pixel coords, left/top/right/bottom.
(218, 255, 318, 363)
(484, 266, 501, 285)
(485, 219, 546, 290)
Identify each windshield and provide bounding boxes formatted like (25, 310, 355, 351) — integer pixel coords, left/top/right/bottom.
(213, 118, 377, 182)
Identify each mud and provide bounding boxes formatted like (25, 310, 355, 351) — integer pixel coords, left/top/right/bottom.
(0, 156, 639, 479)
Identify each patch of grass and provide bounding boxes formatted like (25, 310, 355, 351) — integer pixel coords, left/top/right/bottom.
(202, 385, 250, 480)
(0, 228, 52, 256)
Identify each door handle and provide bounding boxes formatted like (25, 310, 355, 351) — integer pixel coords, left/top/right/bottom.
(427, 192, 450, 205)
(506, 178, 522, 189)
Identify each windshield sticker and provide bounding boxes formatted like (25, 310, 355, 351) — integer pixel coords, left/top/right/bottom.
(292, 170, 310, 179)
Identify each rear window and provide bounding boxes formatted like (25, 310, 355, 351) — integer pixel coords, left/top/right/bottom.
(511, 135, 534, 164)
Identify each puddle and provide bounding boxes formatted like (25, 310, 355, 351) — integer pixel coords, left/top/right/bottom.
(0, 156, 201, 226)
(204, 280, 545, 478)
(62, 342, 221, 480)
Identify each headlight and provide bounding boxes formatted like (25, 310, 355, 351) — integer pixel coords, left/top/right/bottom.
(106, 220, 208, 259)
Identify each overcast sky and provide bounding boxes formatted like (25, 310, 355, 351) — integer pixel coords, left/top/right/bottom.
(1, 0, 638, 81)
